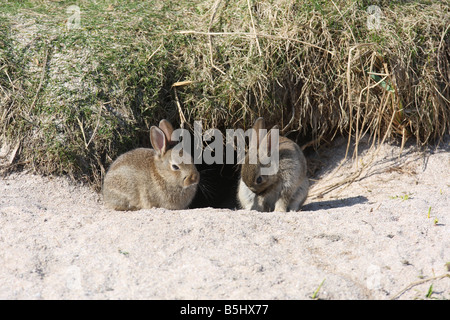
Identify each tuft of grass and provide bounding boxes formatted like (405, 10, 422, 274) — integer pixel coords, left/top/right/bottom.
(390, 193, 411, 201)
(425, 284, 433, 298)
(1, 0, 449, 190)
(311, 278, 326, 299)
(427, 207, 440, 225)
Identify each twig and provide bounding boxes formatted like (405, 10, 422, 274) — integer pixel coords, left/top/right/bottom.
(282, 78, 303, 135)
(390, 274, 449, 300)
(173, 86, 187, 129)
(85, 103, 103, 149)
(354, 52, 377, 166)
(76, 116, 88, 148)
(436, 24, 450, 82)
(330, 0, 356, 43)
(4, 69, 16, 93)
(8, 140, 21, 165)
(172, 80, 194, 87)
(345, 45, 357, 160)
(246, 0, 262, 57)
(30, 45, 49, 111)
(0, 82, 7, 96)
(345, 43, 376, 159)
(208, 0, 226, 75)
(146, 43, 163, 62)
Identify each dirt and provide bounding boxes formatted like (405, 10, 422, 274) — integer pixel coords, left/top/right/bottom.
(0, 136, 449, 300)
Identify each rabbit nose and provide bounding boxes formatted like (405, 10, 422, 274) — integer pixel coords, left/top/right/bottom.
(183, 172, 199, 187)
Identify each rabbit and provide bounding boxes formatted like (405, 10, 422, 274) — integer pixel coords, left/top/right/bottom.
(103, 119, 199, 211)
(237, 117, 309, 212)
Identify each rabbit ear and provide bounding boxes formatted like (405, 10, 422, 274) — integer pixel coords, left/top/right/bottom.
(159, 119, 174, 142)
(253, 117, 265, 132)
(261, 127, 276, 155)
(252, 117, 266, 147)
(150, 126, 167, 155)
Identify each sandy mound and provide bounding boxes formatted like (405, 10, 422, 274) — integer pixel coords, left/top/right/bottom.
(0, 136, 448, 300)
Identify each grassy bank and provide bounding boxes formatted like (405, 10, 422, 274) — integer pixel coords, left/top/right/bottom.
(0, 0, 449, 190)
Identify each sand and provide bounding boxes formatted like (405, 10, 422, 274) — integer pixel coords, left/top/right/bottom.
(0, 136, 448, 300)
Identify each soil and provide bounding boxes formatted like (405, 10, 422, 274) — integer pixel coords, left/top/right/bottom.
(0, 136, 449, 299)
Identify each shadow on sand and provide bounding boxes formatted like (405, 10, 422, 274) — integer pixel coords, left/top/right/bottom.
(302, 195, 368, 212)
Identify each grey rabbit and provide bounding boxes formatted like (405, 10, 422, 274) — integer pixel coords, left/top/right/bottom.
(237, 117, 309, 212)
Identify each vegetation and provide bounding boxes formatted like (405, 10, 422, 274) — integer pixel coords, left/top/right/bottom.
(0, 0, 448, 190)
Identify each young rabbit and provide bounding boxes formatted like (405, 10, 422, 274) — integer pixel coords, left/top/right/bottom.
(237, 117, 309, 212)
(103, 119, 199, 211)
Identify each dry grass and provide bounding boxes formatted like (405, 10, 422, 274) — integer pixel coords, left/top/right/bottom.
(174, 0, 449, 146)
(0, 0, 449, 190)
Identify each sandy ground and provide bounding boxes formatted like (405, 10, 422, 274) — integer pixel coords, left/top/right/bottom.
(0, 136, 449, 300)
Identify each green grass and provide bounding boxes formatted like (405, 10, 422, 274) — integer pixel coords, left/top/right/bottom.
(311, 278, 326, 299)
(390, 193, 412, 201)
(0, 0, 448, 190)
(425, 284, 433, 298)
(1, 0, 191, 186)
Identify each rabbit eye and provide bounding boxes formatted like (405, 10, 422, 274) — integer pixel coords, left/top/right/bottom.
(256, 176, 262, 184)
(171, 164, 180, 171)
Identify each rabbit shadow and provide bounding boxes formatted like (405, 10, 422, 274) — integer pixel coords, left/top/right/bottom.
(302, 195, 368, 212)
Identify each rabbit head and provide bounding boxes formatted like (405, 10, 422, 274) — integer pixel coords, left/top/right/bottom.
(240, 117, 279, 195)
(150, 119, 199, 189)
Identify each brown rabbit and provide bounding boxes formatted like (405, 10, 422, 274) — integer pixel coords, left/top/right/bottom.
(103, 120, 199, 211)
(237, 117, 309, 212)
